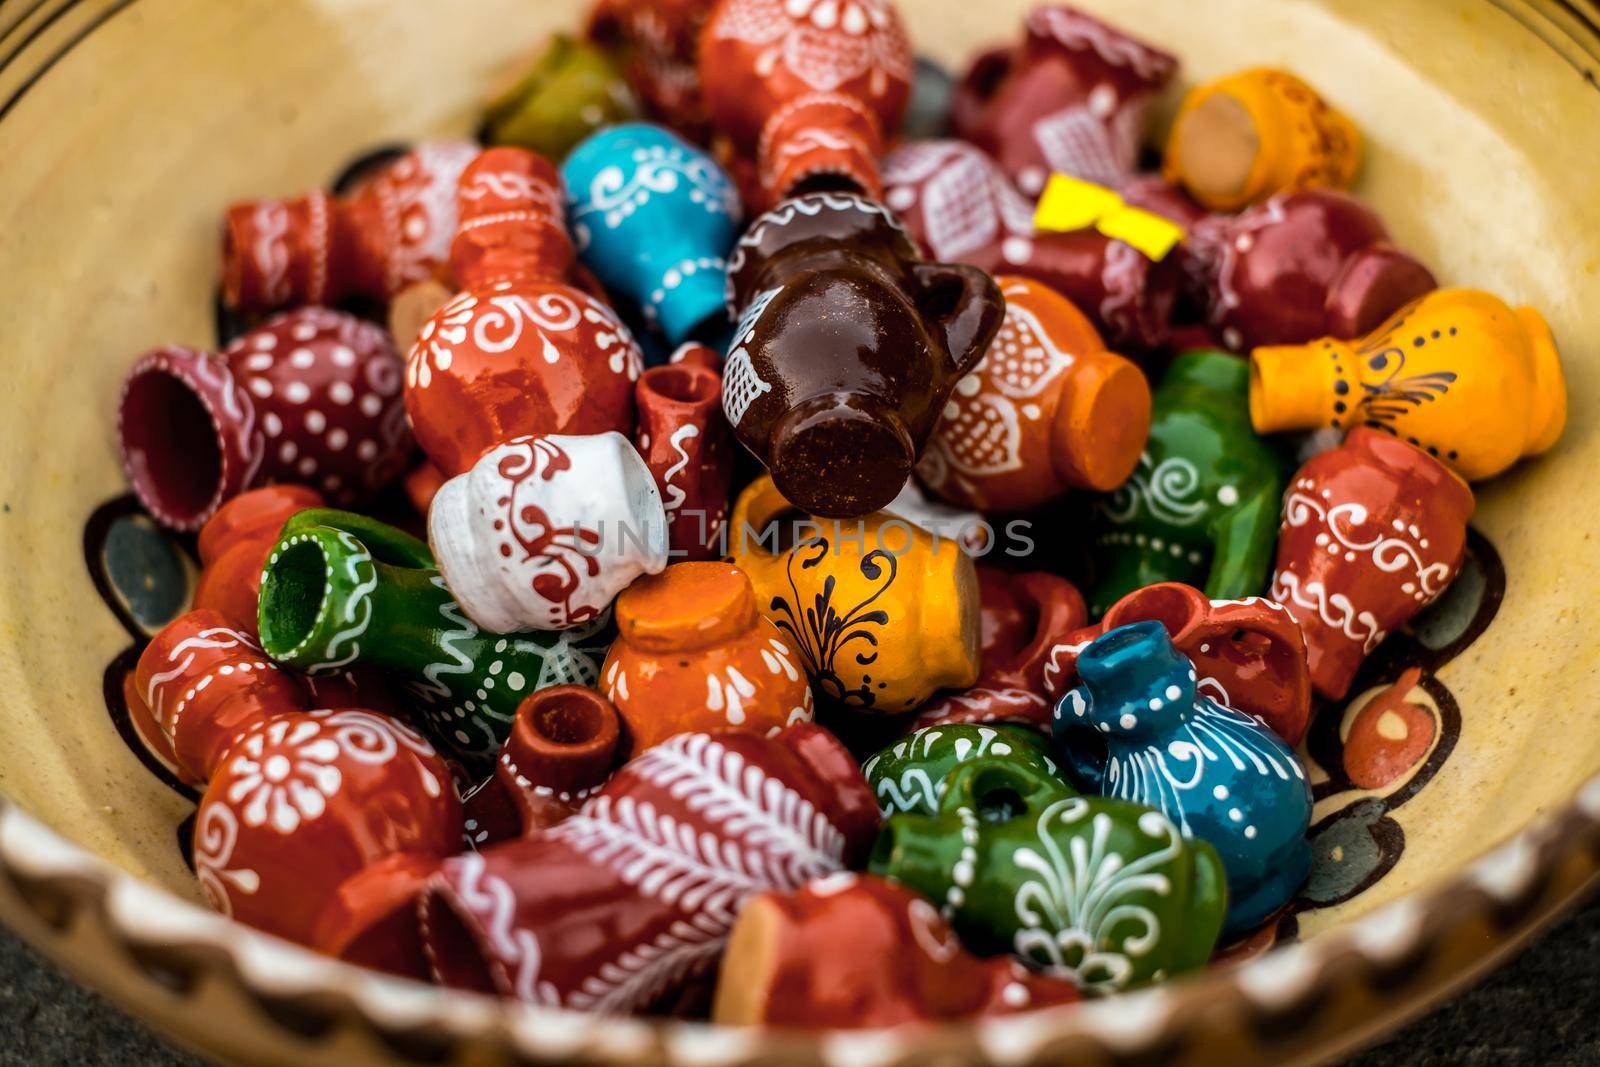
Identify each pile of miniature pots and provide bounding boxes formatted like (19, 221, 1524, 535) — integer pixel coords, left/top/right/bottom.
(113, 0, 1569, 1028)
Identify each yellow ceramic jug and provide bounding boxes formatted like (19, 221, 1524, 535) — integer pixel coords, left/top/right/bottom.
(1250, 288, 1567, 481)
(1163, 67, 1362, 211)
(728, 475, 980, 713)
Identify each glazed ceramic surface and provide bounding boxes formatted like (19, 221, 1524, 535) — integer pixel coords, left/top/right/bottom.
(2, 3, 1600, 1067)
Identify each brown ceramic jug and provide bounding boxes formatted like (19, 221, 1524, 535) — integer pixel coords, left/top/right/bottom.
(722, 192, 1004, 517)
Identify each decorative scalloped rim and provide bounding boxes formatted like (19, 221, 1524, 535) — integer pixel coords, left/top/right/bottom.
(1, 773, 1599, 1067)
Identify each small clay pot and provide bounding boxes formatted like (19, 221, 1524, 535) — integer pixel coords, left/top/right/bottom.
(118, 307, 412, 531)
(635, 362, 733, 560)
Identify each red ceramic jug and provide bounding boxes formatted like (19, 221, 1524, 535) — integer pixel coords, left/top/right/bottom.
(136, 611, 461, 978)
(951, 5, 1178, 195)
(635, 362, 732, 560)
(1271, 428, 1474, 700)
(222, 141, 478, 312)
(698, 0, 915, 206)
(118, 307, 413, 531)
(420, 724, 878, 1010)
(1044, 582, 1315, 745)
(404, 148, 642, 478)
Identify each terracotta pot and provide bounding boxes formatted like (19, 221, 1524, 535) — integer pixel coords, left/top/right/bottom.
(193, 485, 325, 636)
(429, 432, 668, 633)
(479, 684, 625, 837)
(697, 0, 914, 205)
(403, 147, 643, 478)
(1270, 428, 1475, 700)
(722, 191, 1004, 517)
(257, 509, 615, 765)
(881, 139, 1182, 350)
(950, 4, 1179, 195)
(563, 123, 741, 344)
(135, 611, 460, 977)
(482, 34, 639, 160)
(419, 724, 879, 1010)
(1163, 68, 1362, 211)
(918, 274, 1151, 511)
(913, 568, 1087, 731)
(635, 362, 732, 561)
(1043, 582, 1313, 746)
(601, 562, 814, 751)
(222, 141, 478, 312)
(1250, 288, 1568, 482)
(714, 872, 1080, 1025)
(1184, 190, 1436, 352)
(730, 475, 981, 713)
(1053, 620, 1312, 938)
(118, 307, 412, 530)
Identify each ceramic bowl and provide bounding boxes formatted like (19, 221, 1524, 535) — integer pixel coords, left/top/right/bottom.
(0, 1, 1597, 1064)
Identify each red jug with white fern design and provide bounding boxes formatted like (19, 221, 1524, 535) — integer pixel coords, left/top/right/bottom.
(419, 724, 878, 1011)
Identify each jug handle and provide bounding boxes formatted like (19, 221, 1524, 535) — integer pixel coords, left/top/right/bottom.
(912, 262, 1005, 380)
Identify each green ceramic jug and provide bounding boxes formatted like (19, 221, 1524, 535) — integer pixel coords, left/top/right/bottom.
(862, 723, 1059, 818)
(1088, 350, 1286, 615)
(870, 751, 1228, 992)
(256, 509, 612, 765)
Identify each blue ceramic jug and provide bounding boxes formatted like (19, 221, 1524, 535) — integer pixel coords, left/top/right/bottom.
(1051, 620, 1312, 937)
(562, 123, 741, 345)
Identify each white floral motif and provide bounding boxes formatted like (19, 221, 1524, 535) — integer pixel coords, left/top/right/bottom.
(709, 0, 911, 95)
(223, 719, 344, 834)
(407, 289, 639, 389)
(1010, 797, 1181, 991)
(375, 141, 477, 293)
(570, 144, 739, 242)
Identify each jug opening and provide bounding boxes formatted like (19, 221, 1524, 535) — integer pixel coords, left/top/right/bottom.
(120, 366, 226, 529)
(257, 538, 330, 658)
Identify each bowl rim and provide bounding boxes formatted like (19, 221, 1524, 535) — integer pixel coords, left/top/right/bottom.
(4, 0, 1600, 1062)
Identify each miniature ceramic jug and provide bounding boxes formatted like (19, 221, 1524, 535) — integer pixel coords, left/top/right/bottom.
(635, 361, 732, 560)
(563, 123, 741, 344)
(404, 147, 643, 478)
(863, 723, 1061, 818)
(1088, 350, 1286, 615)
(118, 307, 412, 531)
(1185, 190, 1436, 352)
(881, 140, 1183, 350)
(714, 873, 1080, 1026)
(1053, 621, 1312, 937)
(193, 485, 325, 636)
(222, 141, 478, 312)
(482, 35, 639, 160)
(697, 0, 914, 205)
(464, 684, 626, 843)
(1250, 289, 1568, 482)
(601, 562, 814, 751)
(870, 752, 1226, 991)
(723, 192, 1004, 517)
(950, 5, 1179, 195)
(918, 275, 1151, 512)
(256, 509, 613, 764)
(419, 724, 880, 1010)
(730, 475, 981, 712)
(913, 569, 1087, 731)
(136, 611, 461, 978)
(1163, 68, 1362, 212)
(1271, 429, 1474, 700)
(429, 432, 668, 633)
(1044, 583, 1313, 746)
(587, 0, 715, 138)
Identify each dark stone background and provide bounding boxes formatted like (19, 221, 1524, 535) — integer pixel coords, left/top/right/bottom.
(0, 895, 1596, 1066)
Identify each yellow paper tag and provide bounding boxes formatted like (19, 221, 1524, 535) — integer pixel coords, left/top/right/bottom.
(1034, 174, 1124, 233)
(1032, 173, 1188, 263)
